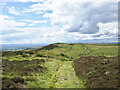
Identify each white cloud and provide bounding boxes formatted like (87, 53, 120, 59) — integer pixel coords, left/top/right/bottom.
(43, 13, 52, 18)
(35, 11, 44, 14)
(21, 19, 33, 22)
(22, 0, 118, 37)
(16, 0, 45, 2)
(28, 23, 35, 26)
(3, 3, 6, 5)
(49, 0, 118, 34)
(81, 22, 118, 40)
(1, 26, 61, 44)
(22, 1, 51, 14)
(7, 0, 118, 2)
(21, 19, 48, 24)
(0, 15, 27, 30)
(0, 15, 9, 19)
(8, 6, 20, 15)
(33, 20, 47, 23)
(1, 1, 119, 44)
(97, 22, 118, 35)
(1, 23, 118, 44)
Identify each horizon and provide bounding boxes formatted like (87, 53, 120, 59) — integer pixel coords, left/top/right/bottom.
(1, 42, 119, 51)
(0, 0, 119, 44)
(0, 42, 119, 45)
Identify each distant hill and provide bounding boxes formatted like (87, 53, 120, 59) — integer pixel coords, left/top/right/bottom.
(1, 44, 47, 51)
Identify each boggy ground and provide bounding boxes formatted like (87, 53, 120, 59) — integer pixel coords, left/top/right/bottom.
(74, 56, 119, 88)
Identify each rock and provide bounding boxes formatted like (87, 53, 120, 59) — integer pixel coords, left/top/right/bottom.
(12, 77, 24, 84)
(2, 65, 6, 67)
(105, 71, 110, 75)
(13, 83, 27, 88)
(11, 77, 28, 89)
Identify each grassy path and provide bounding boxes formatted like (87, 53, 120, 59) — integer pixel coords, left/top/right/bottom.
(40, 59, 86, 88)
(27, 58, 85, 88)
(81, 44, 95, 56)
(54, 61, 85, 88)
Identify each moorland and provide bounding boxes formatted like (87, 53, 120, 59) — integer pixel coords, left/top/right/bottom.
(1, 43, 119, 88)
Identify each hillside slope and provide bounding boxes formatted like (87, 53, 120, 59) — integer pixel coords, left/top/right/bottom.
(2, 43, 119, 88)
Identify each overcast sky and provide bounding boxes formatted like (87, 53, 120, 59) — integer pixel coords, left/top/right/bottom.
(0, 0, 119, 44)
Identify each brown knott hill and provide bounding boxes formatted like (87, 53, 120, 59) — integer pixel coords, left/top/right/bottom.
(35, 44, 58, 52)
(74, 56, 119, 88)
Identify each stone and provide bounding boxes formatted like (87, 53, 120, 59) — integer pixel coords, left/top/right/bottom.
(12, 77, 24, 84)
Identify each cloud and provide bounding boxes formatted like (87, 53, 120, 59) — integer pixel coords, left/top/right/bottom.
(28, 23, 35, 26)
(22, 0, 118, 34)
(1, 1, 119, 44)
(1, 26, 61, 44)
(2, 0, 118, 2)
(43, 13, 52, 18)
(21, 19, 48, 26)
(20, 19, 33, 22)
(1, 0, 46, 2)
(80, 22, 118, 40)
(0, 15, 27, 30)
(8, 6, 20, 15)
(16, 0, 46, 2)
(97, 22, 118, 35)
(32, 20, 48, 23)
(50, 0, 118, 35)
(2, 22, 118, 44)
(21, 19, 48, 23)
(0, 15, 47, 30)
(22, 1, 51, 14)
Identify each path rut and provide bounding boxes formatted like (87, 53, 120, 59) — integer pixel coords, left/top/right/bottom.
(43, 59, 85, 88)
(81, 44, 95, 56)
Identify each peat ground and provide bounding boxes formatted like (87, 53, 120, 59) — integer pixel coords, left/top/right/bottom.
(74, 56, 119, 88)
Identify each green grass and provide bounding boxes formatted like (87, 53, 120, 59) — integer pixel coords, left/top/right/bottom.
(2, 43, 119, 88)
(83, 44, 119, 57)
(43, 43, 90, 60)
(27, 58, 85, 88)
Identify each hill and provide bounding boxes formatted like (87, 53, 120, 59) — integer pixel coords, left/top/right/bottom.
(1, 44, 46, 51)
(1, 43, 119, 88)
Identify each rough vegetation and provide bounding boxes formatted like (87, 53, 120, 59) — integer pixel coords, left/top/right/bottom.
(74, 56, 119, 88)
(1, 43, 119, 89)
(2, 59, 46, 88)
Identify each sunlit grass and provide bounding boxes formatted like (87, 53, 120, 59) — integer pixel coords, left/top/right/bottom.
(84, 44, 119, 57)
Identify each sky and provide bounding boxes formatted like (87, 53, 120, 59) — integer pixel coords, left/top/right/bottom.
(0, 0, 119, 44)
